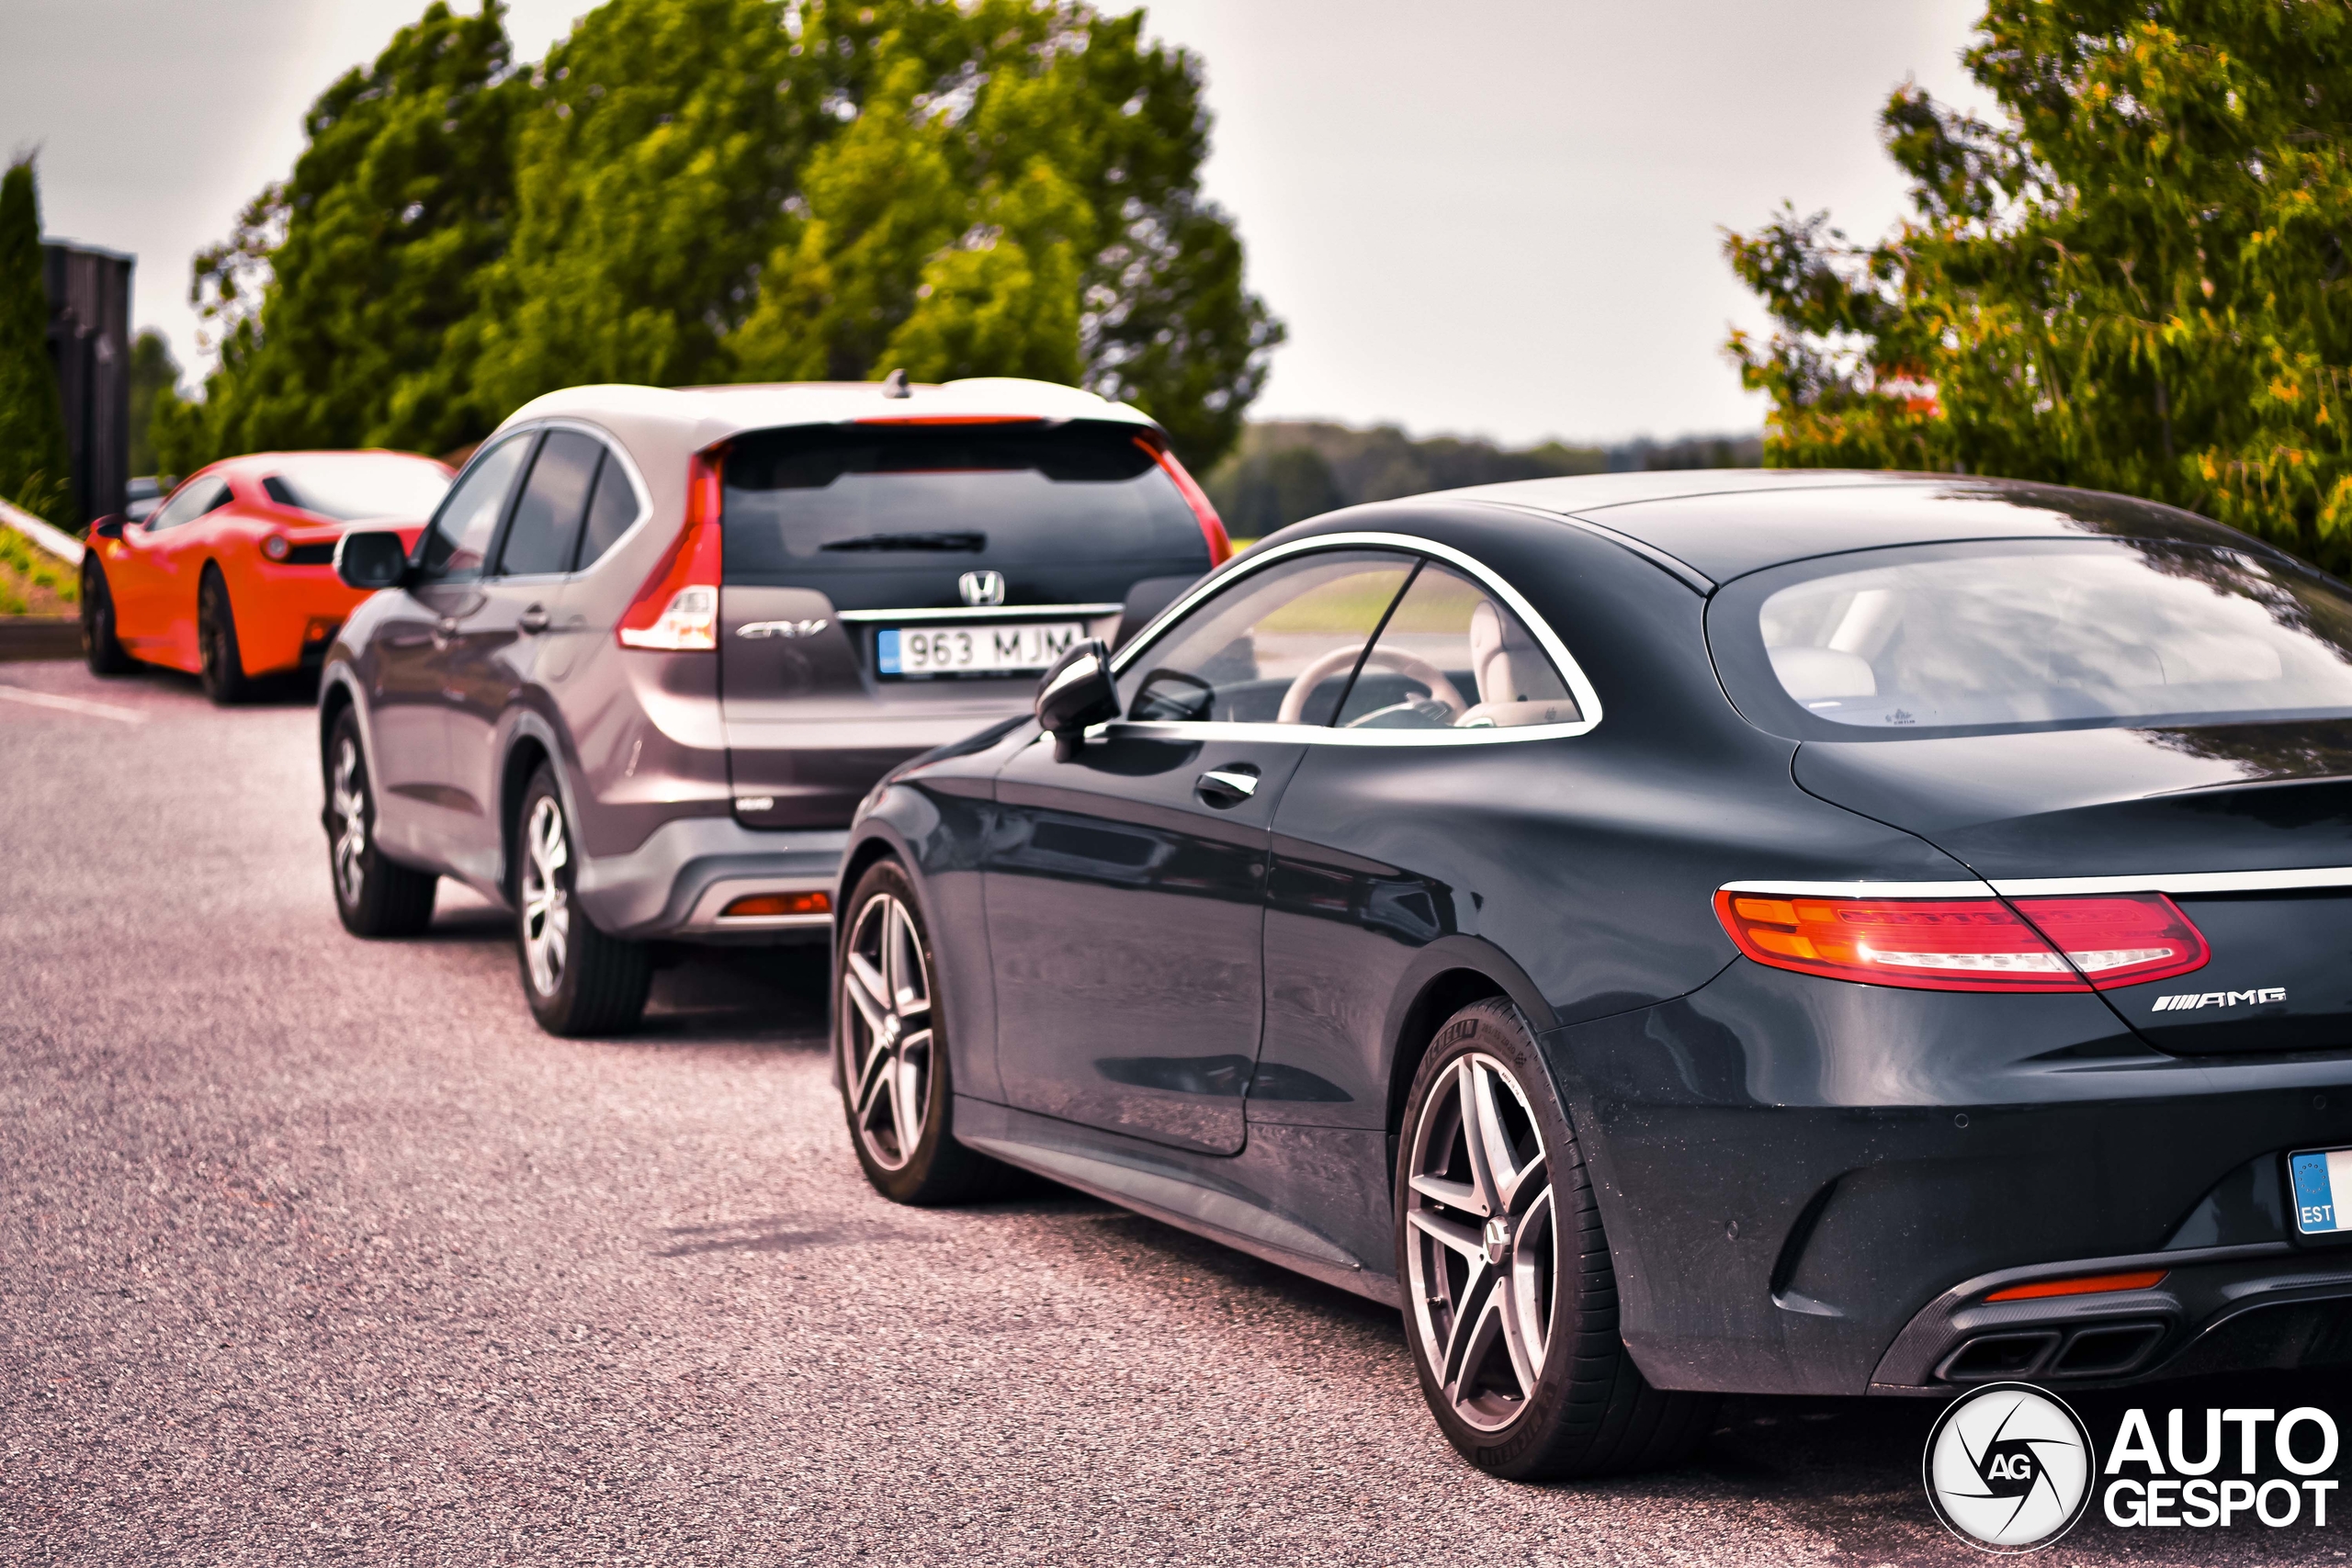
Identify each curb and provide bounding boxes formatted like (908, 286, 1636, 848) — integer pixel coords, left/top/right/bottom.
(0, 616, 81, 663)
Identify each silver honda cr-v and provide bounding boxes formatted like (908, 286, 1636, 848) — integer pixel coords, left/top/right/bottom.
(318, 377, 1229, 1033)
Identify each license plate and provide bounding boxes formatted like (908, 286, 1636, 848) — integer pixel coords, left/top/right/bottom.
(876, 621, 1082, 680)
(2290, 1146, 2352, 1235)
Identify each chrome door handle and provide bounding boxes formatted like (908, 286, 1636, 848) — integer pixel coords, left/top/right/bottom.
(517, 605, 549, 634)
(431, 616, 458, 649)
(1195, 766, 1260, 807)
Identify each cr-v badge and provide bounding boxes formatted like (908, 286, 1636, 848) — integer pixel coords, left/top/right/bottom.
(737, 619, 829, 639)
(1923, 1382, 2095, 1552)
(958, 570, 1006, 606)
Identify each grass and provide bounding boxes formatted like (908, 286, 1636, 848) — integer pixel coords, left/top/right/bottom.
(1253, 561, 1487, 636)
(0, 525, 79, 616)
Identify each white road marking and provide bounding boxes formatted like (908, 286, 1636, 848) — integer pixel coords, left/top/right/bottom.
(0, 684, 148, 724)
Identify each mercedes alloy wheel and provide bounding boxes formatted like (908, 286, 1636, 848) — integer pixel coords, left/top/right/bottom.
(840, 888, 933, 1172)
(1396, 999, 1716, 1479)
(1405, 1049, 1558, 1432)
(833, 861, 1012, 1205)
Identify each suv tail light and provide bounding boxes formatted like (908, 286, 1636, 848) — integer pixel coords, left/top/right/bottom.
(1135, 436, 1232, 568)
(1713, 890, 2210, 992)
(617, 448, 725, 650)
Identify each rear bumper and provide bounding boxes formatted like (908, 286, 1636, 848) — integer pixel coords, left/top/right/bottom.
(239, 569, 368, 675)
(1547, 958, 2352, 1398)
(1871, 1242, 2352, 1393)
(571, 814, 845, 943)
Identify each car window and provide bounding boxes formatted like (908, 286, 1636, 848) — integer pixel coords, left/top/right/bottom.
(146, 476, 231, 531)
(574, 447, 639, 570)
(1336, 562, 1580, 729)
(1724, 538, 2352, 738)
(260, 454, 450, 522)
(1117, 550, 1416, 725)
(417, 434, 532, 583)
(498, 431, 603, 577)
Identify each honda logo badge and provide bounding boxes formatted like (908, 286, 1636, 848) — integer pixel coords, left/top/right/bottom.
(958, 570, 1006, 607)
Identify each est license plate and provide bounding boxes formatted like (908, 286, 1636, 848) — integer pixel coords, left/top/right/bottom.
(2290, 1146, 2352, 1235)
(876, 621, 1082, 680)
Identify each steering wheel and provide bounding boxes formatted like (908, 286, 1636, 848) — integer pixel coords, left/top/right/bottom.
(1276, 645, 1468, 725)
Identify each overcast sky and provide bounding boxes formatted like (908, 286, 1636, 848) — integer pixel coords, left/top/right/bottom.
(2, 0, 1991, 447)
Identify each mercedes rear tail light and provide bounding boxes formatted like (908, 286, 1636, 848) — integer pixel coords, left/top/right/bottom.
(616, 448, 725, 650)
(1713, 890, 2209, 992)
(1135, 435, 1233, 568)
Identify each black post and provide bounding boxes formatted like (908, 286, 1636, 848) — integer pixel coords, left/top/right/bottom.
(40, 242, 133, 525)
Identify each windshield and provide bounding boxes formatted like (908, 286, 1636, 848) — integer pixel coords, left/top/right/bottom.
(264, 453, 451, 522)
(1717, 539, 2352, 738)
(720, 421, 1209, 609)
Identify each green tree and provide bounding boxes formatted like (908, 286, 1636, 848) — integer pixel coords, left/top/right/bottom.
(0, 158, 72, 522)
(481, 0, 1277, 468)
(1725, 1, 2352, 571)
(126, 328, 183, 478)
(186, 0, 1280, 474)
(161, 1, 522, 473)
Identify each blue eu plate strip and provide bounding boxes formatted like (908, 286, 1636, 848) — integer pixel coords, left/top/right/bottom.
(2290, 1149, 2352, 1235)
(876, 628, 902, 675)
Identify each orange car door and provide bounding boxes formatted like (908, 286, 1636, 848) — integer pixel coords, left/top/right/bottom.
(110, 473, 230, 660)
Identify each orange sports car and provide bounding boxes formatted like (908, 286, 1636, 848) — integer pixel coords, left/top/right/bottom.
(81, 450, 452, 702)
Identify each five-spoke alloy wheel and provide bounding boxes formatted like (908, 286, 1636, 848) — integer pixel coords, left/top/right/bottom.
(1397, 998, 1717, 1479)
(840, 887, 933, 1173)
(835, 859, 1010, 1205)
(1405, 1049, 1559, 1434)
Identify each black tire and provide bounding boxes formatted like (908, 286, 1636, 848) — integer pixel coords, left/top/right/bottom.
(323, 706, 437, 937)
(1396, 998, 1718, 1480)
(836, 859, 1014, 1205)
(81, 558, 135, 674)
(514, 763, 650, 1036)
(198, 568, 251, 705)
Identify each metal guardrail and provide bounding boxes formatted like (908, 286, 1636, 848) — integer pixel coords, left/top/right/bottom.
(0, 498, 85, 567)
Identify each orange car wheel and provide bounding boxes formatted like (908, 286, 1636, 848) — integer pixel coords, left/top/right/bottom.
(197, 568, 251, 705)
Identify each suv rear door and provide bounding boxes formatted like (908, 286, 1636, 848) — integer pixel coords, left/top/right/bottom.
(718, 419, 1217, 829)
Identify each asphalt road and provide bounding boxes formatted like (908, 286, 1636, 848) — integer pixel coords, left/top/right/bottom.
(6, 657, 2352, 1567)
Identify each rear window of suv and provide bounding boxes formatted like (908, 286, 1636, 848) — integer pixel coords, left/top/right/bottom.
(720, 421, 1207, 604)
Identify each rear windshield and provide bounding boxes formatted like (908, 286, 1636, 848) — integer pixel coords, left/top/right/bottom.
(1711, 538, 2352, 739)
(720, 421, 1207, 607)
(262, 453, 450, 522)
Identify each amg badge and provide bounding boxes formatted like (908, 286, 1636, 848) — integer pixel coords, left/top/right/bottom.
(2150, 987, 2286, 1012)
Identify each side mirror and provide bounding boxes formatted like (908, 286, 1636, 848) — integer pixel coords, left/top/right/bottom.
(1035, 638, 1120, 761)
(88, 515, 127, 540)
(335, 529, 410, 591)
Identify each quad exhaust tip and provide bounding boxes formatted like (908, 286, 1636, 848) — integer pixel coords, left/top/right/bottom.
(1937, 1320, 2169, 1384)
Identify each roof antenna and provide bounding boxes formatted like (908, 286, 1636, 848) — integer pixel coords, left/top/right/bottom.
(880, 367, 911, 399)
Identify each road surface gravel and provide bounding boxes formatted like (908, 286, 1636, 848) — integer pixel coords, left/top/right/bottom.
(4, 659, 2348, 1566)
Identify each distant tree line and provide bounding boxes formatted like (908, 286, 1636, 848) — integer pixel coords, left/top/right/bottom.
(1728, 0, 2352, 572)
(154, 0, 1281, 478)
(1204, 421, 1761, 538)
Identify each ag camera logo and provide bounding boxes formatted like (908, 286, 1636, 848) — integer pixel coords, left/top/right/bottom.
(1924, 1383, 2095, 1552)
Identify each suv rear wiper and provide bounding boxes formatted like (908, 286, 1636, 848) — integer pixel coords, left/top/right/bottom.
(820, 531, 988, 552)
